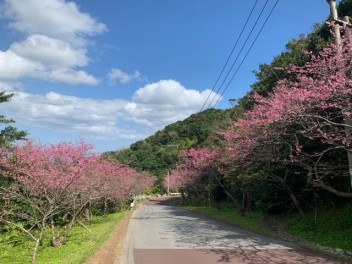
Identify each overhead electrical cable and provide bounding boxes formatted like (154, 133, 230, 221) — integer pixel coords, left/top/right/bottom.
(199, 0, 260, 112)
(205, 0, 271, 110)
(212, 0, 279, 108)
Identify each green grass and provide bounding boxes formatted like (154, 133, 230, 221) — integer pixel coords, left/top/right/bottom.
(281, 203, 352, 253)
(0, 211, 128, 264)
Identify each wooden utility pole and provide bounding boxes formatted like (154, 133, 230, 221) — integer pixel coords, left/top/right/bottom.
(328, 0, 352, 188)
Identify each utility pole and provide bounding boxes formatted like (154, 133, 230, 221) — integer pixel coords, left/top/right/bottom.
(327, 0, 352, 188)
(166, 144, 179, 195)
(343, 16, 352, 43)
(167, 170, 170, 195)
(328, 0, 342, 53)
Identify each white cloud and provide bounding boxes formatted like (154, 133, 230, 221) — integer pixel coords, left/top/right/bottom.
(0, 0, 106, 85)
(11, 35, 89, 68)
(130, 80, 221, 128)
(0, 49, 47, 80)
(2, 0, 107, 47)
(0, 47, 98, 85)
(49, 69, 99, 85)
(108, 68, 141, 85)
(3, 91, 130, 138)
(0, 81, 22, 91)
(2, 80, 222, 144)
(133, 79, 221, 108)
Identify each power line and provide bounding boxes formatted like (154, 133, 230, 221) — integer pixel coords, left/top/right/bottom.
(207, 0, 277, 110)
(200, 0, 260, 112)
(212, 0, 279, 108)
(205, 0, 271, 110)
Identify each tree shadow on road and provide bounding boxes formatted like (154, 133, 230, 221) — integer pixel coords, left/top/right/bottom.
(143, 197, 181, 206)
(157, 206, 284, 249)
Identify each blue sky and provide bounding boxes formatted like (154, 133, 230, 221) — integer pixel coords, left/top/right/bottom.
(0, 0, 332, 152)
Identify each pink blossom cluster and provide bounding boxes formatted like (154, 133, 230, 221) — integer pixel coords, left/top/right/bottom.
(0, 140, 155, 209)
(168, 148, 219, 190)
(224, 35, 352, 166)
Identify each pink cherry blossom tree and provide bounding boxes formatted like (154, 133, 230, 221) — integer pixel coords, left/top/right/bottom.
(0, 139, 156, 263)
(168, 148, 220, 206)
(0, 140, 97, 262)
(92, 161, 155, 214)
(222, 31, 352, 215)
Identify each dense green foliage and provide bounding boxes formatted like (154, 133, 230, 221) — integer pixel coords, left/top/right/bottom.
(0, 91, 27, 148)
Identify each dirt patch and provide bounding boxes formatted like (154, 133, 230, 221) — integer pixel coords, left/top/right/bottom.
(85, 212, 132, 264)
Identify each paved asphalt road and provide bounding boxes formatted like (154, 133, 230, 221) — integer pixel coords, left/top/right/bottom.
(122, 198, 341, 264)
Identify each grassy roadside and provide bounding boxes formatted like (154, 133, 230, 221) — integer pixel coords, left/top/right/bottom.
(0, 211, 128, 264)
(182, 204, 352, 262)
(282, 204, 352, 252)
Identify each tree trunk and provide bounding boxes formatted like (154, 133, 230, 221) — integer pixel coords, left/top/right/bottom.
(208, 174, 211, 207)
(104, 198, 108, 216)
(241, 192, 247, 216)
(285, 186, 306, 219)
(50, 215, 65, 247)
(181, 190, 186, 204)
(32, 227, 44, 264)
(213, 174, 242, 214)
(50, 216, 57, 247)
(313, 180, 352, 198)
(271, 171, 306, 219)
(63, 216, 75, 244)
(246, 192, 252, 212)
(85, 207, 92, 224)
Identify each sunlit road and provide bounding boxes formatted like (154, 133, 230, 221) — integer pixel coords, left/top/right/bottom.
(122, 198, 340, 264)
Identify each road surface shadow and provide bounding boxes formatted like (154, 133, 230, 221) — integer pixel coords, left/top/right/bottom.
(142, 197, 181, 206)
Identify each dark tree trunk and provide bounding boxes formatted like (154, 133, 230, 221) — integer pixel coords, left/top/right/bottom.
(271, 171, 306, 219)
(213, 174, 242, 214)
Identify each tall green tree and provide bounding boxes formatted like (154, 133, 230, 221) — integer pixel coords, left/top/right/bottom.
(0, 91, 27, 147)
